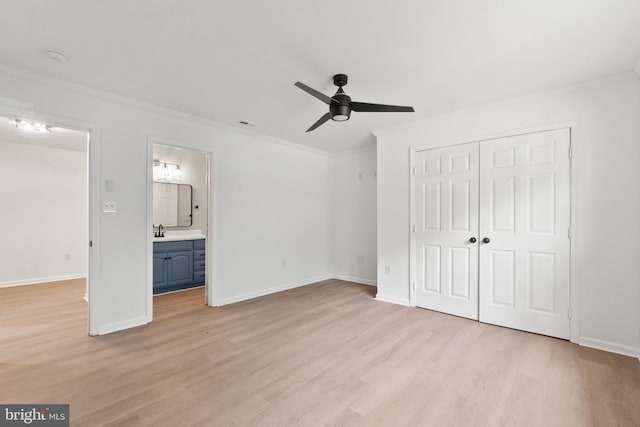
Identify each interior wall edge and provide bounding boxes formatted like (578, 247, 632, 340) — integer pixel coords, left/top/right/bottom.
(332, 144, 377, 158)
(98, 315, 148, 335)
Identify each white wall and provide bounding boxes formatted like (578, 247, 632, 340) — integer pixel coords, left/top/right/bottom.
(375, 73, 640, 357)
(213, 139, 333, 304)
(0, 66, 333, 333)
(153, 144, 208, 232)
(332, 148, 377, 285)
(0, 141, 87, 286)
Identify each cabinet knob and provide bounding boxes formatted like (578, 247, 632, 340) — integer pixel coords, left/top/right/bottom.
(482, 237, 491, 244)
(469, 237, 477, 243)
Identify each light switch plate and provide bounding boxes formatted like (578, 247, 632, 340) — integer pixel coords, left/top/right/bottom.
(102, 200, 117, 213)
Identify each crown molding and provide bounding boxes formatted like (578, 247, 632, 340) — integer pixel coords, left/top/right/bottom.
(373, 71, 639, 139)
(0, 63, 333, 158)
(0, 96, 33, 112)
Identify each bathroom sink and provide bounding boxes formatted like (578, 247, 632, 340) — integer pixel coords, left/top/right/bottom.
(153, 229, 205, 242)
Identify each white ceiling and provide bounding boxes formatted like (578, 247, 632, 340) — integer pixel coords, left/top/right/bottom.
(0, 116, 87, 152)
(0, 1, 639, 152)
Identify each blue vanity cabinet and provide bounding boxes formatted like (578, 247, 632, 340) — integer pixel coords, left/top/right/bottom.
(153, 252, 168, 290)
(153, 239, 204, 294)
(193, 239, 206, 286)
(166, 250, 193, 288)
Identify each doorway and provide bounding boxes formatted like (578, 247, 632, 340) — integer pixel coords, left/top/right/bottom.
(0, 114, 92, 332)
(146, 138, 212, 321)
(412, 128, 571, 339)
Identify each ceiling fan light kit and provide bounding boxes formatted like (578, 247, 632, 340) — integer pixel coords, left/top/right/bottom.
(295, 74, 415, 132)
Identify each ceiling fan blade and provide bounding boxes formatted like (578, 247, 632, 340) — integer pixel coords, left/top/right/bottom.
(295, 82, 334, 105)
(351, 102, 415, 113)
(306, 112, 332, 132)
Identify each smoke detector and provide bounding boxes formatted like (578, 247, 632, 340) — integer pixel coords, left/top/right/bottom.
(45, 50, 67, 63)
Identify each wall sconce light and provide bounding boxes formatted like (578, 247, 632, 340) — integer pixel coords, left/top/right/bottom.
(15, 119, 52, 133)
(153, 160, 182, 182)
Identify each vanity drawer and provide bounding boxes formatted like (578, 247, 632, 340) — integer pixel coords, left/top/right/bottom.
(194, 249, 206, 260)
(154, 240, 193, 253)
(193, 270, 206, 283)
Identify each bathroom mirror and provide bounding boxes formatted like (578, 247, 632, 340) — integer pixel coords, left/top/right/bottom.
(153, 182, 193, 227)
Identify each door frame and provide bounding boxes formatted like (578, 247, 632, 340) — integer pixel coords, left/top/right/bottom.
(409, 121, 579, 343)
(0, 98, 101, 336)
(146, 136, 216, 322)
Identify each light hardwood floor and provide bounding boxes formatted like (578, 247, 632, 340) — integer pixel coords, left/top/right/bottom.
(0, 279, 639, 426)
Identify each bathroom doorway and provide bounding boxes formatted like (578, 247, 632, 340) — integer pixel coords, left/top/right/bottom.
(0, 114, 92, 334)
(146, 138, 212, 321)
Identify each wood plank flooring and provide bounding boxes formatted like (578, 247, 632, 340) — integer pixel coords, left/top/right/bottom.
(1, 278, 639, 426)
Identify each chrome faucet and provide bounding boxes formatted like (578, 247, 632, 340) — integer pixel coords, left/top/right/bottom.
(155, 224, 164, 238)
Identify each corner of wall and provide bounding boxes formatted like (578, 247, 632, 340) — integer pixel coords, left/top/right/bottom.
(332, 275, 377, 287)
(98, 316, 149, 335)
(375, 293, 411, 307)
(578, 337, 640, 360)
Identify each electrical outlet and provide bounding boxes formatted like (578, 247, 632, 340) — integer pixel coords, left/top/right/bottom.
(384, 265, 391, 275)
(64, 253, 71, 261)
(282, 259, 287, 267)
(102, 200, 117, 213)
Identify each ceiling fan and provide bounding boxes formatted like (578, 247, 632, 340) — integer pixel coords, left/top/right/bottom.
(295, 74, 415, 132)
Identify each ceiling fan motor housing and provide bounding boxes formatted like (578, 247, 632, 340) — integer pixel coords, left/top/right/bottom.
(331, 91, 351, 121)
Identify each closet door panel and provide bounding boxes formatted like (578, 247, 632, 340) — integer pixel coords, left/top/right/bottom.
(478, 129, 571, 339)
(415, 142, 479, 320)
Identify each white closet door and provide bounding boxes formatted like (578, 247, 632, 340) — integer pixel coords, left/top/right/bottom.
(415, 142, 479, 320)
(478, 129, 571, 339)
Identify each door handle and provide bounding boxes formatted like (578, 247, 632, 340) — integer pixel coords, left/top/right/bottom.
(469, 237, 477, 243)
(482, 237, 491, 244)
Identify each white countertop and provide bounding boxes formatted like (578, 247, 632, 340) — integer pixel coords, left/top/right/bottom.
(153, 229, 205, 242)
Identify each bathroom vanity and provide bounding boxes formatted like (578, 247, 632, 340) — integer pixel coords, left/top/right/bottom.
(153, 232, 205, 294)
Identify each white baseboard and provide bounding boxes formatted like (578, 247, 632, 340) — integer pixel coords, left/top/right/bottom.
(375, 293, 411, 307)
(579, 337, 640, 360)
(215, 275, 332, 306)
(98, 316, 148, 335)
(332, 275, 377, 287)
(0, 274, 86, 288)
